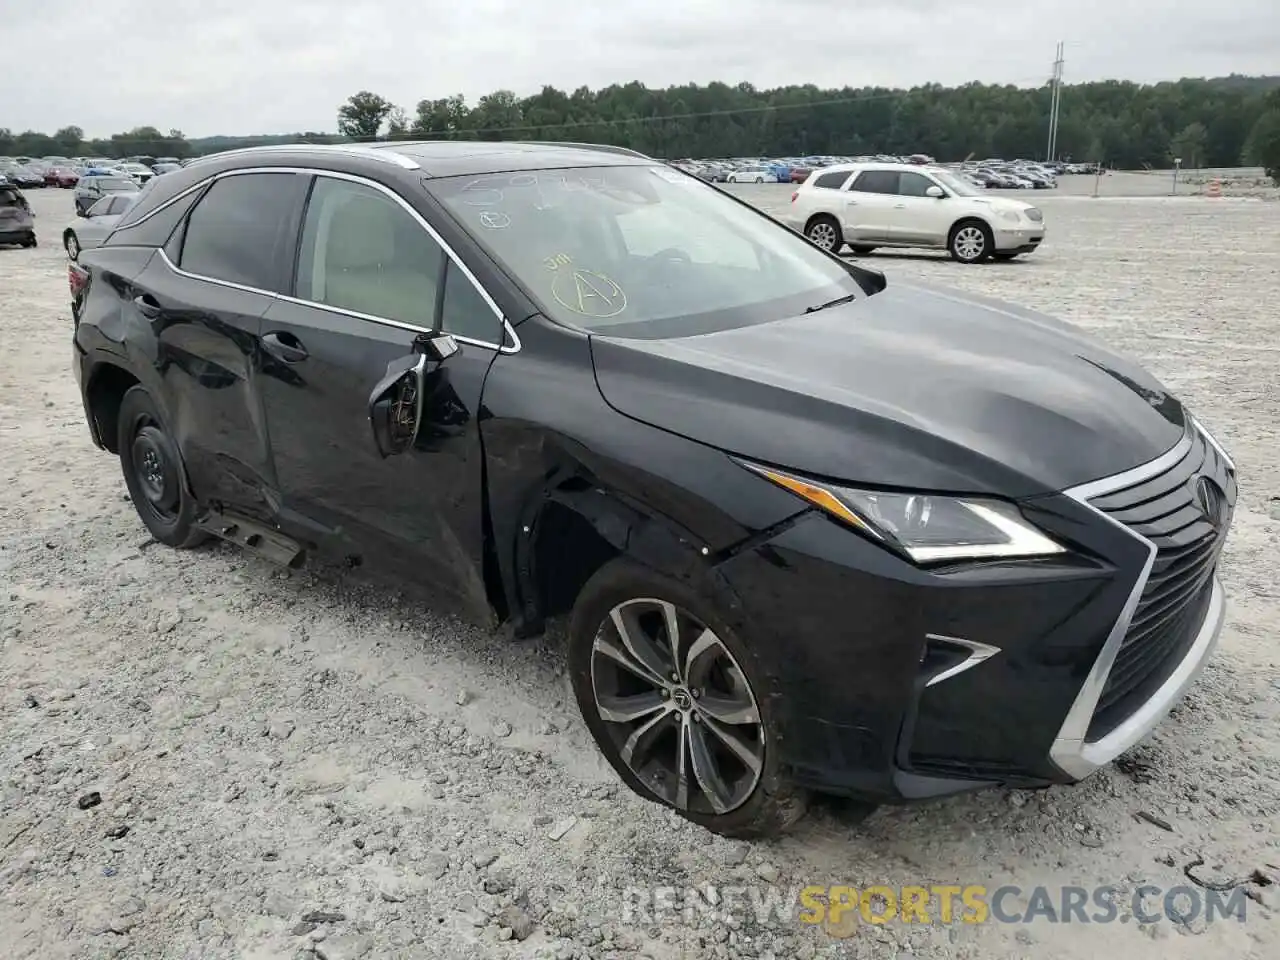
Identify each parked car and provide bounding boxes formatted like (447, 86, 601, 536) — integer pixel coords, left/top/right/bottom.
(70, 141, 1235, 838)
(0, 184, 36, 248)
(151, 162, 183, 176)
(63, 193, 138, 259)
(116, 162, 156, 186)
(73, 174, 140, 216)
(45, 166, 81, 188)
(726, 166, 777, 183)
(786, 162, 1046, 263)
(0, 162, 45, 189)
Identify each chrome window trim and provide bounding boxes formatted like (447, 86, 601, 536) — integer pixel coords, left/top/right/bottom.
(1049, 427, 1225, 779)
(922, 635, 1001, 687)
(152, 166, 519, 354)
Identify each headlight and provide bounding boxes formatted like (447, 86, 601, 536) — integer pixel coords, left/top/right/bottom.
(739, 461, 1065, 564)
(997, 209, 1022, 223)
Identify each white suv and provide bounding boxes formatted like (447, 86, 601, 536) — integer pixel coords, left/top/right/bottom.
(781, 163, 1045, 263)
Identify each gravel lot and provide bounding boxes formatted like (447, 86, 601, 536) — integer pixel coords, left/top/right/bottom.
(2, 181, 1278, 960)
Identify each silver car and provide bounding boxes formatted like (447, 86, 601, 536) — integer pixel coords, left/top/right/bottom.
(63, 193, 138, 260)
(73, 174, 140, 217)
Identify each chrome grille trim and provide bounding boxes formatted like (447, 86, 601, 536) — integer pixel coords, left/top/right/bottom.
(1049, 424, 1230, 779)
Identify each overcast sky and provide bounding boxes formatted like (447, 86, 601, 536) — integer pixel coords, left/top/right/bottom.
(6, 0, 1277, 138)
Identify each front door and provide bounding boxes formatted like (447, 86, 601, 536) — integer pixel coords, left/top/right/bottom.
(257, 173, 509, 617)
(889, 171, 955, 247)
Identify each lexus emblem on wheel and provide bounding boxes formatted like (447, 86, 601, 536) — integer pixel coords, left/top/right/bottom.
(1193, 475, 1225, 528)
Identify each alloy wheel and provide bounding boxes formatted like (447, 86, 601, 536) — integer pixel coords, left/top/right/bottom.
(954, 225, 986, 261)
(66, 234, 79, 260)
(589, 598, 764, 815)
(807, 221, 838, 251)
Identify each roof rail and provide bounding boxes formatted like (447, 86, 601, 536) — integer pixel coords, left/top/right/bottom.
(187, 143, 420, 170)
(520, 141, 652, 160)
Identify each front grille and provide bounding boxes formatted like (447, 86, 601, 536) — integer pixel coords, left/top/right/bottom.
(1085, 426, 1235, 739)
(1025, 208, 1044, 222)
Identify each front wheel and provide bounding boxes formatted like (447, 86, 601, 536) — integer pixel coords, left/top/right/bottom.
(568, 558, 808, 838)
(804, 216, 842, 253)
(755, 177, 763, 183)
(949, 220, 993, 263)
(65, 232, 80, 260)
(117, 386, 208, 549)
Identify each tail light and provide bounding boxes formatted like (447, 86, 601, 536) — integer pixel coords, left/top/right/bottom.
(68, 263, 89, 297)
(790, 191, 798, 203)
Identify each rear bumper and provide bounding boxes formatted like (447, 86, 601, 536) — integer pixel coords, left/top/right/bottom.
(0, 227, 34, 242)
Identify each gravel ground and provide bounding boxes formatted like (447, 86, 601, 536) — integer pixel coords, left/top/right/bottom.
(2, 184, 1278, 960)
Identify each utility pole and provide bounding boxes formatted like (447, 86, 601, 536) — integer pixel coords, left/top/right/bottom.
(1046, 41, 1064, 162)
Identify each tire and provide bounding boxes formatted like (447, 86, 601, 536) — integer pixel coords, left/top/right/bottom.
(65, 232, 80, 260)
(568, 557, 809, 838)
(949, 219, 993, 264)
(755, 177, 763, 184)
(117, 385, 207, 549)
(850, 244, 877, 254)
(24, 236, 37, 248)
(804, 215, 842, 253)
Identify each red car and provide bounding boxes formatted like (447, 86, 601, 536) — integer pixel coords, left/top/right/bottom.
(46, 166, 81, 188)
(789, 166, 812, 183)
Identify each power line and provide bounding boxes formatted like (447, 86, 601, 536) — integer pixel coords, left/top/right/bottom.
(11, 75, 1057, 145)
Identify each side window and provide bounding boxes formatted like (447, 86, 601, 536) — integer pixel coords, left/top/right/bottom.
(86, 197, 113, 216)
(440, 261, 502, 345)
(179, 173, 299, 290)
(850, 171, 898, 194)
(296, 176, 444, 328)
(109, 196, 132, 215)
(897, 172, 939, 197)
(812, 170, 851, 190)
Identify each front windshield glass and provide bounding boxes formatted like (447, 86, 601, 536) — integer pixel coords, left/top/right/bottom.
(427, 164, 862, 338)
(98, 177, 139, 192)
(932, 170, 985, 197)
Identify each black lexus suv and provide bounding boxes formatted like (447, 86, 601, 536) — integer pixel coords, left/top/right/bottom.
(70, 141, 1236, 837)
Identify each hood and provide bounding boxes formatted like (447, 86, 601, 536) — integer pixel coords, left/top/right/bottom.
(967, 195, 1035, 214)
(589, 281, 1186, 498)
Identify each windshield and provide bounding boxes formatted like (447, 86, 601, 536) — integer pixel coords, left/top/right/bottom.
(427, 164, 862, 338)
(98, 177, 139, 192)
(931, 170, 985, 198)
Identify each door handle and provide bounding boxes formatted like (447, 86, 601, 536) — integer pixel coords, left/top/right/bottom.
(262, 331, 308, 363)
(133, 294, 161, 319)
(893, 203, 906, 209)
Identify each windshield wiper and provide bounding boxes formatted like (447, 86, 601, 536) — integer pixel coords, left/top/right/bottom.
(804, 293, 858, 314)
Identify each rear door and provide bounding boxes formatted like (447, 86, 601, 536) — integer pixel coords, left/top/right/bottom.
(123, 170, 308, 515)
(257, 172, 509, 616)
(843, 169, 899, 241)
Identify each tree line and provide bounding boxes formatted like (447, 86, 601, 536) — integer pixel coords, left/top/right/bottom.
(5, 76, 1279, 178)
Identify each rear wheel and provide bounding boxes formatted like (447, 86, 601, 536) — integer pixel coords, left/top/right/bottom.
(65, 232, 80, 260)
(949, 219, 993, 263)
(117, 386, 207, 549)
(755, 176, 763, 183)
(569, 558, 808, 838)
(805, 215, 842, 253)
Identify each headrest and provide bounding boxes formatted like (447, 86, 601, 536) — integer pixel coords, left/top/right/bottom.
(326, 195, 397, 270)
